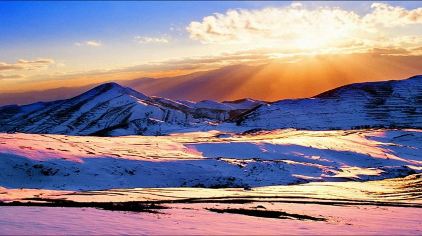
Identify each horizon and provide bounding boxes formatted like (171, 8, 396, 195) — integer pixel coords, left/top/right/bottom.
(1, 71, 421, 107)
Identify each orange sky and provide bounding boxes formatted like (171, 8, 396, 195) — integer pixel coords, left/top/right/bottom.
(0, 52, 421, 105)
(118, 53, 422, 102)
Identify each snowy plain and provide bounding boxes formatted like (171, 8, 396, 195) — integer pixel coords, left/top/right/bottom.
(1, 76, 421, 234)
(0, 129, 420, 190)
(0, 129, 421, 234)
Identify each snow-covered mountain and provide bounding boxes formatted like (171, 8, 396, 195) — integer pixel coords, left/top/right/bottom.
(237, 75, 422, 130)
(1, 75, 421, 136)
(0, 83, 261, 136)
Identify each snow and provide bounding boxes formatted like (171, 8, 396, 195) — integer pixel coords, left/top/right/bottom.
(0, 82, 261, 136)
(194, 99, 263, 110)
(1, 204, 421, 235)
(0, 129, 420, 190)
(2, 172, 420, 203)
(1, 76, 421, 136)
(194, 100, 233, 110)
(239, 76, 422, 130)
(1, 172, 421, 234)
(0, 77, 421, 234)
(222, 98, 264, 109)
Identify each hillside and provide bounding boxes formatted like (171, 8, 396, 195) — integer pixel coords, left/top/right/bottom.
(0, 83, 261, 136)
(238, 76, 422, 130)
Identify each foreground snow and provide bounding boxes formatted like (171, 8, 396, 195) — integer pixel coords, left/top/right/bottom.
(1, 175, 421, 235)
(1, 204, 421, 235)
(0, 129, 421, 190)
(1, 173, 420, 204)
(1, 129, 421, 235)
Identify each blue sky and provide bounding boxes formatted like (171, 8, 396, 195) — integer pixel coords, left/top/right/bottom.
(0, 2, 288, 47)
(0, 1, 294, 73)
(1, 1, 418, 42)
(2, 1, 415, 51)
(0, 1, 418, 59)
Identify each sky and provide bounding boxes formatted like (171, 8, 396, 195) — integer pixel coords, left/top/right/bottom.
(1, 1, 422, 94)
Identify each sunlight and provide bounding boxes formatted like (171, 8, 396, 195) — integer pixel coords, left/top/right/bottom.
(1, 2, 422, 234)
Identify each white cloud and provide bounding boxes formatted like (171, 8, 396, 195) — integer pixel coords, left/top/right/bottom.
(0, 59, 55, 71)
(134, 36, 169, 44)
(364, 3, 422, 27)
(75, 40, 102, 47)
(187, 3, 363, 44)
(186, 2, 422, 53)
(0, 74, 24, 80)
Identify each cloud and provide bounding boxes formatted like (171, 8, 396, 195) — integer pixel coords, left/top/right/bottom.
(0, 74, 24, 80)
(0, 59, 55, 71)
(75, 40, 102, 47)
(26, 45, 421, 85)
(118, 49, 272, 73)
(364, 3, 422, 27)
(186, 2, 422, 53)
(370, 47, 410, 56)
(134, 36, 169, 44)
(30, 49, 273, 84)
(187, 3, 365, 44)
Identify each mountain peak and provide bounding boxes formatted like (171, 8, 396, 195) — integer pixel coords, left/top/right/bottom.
(407, 75, 422, 81)
(82, 82, 149, 100)
(238, 75, 422, 130)
(92, 82, 126, 91)
(314, 75, 421, 99)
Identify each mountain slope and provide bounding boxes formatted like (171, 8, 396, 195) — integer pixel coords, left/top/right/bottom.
(1, 75, 421, 136)
(0, 83, 261, 136)
(237, 75, 422, 130)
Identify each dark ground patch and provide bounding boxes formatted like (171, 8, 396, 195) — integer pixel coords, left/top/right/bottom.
(206, 207, 326, 221)
(0, 198, 167, 213)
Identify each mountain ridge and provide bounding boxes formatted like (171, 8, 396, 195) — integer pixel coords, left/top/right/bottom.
(238, 75, 422, 130)
(0, 82, 262, 136)
(0, 75, 421, 136)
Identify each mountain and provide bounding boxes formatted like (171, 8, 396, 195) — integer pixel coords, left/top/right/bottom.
(0, 65, 260, 106)
(1, 75, 421, 136)
(0, 83, 262, 136)
(237, 75, 422, 130)
(2, 53, 422, 106)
